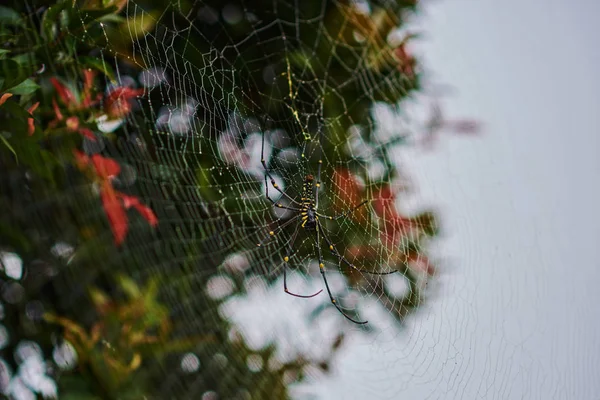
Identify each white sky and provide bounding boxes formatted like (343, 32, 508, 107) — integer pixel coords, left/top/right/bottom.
(305, 1, 600, 399)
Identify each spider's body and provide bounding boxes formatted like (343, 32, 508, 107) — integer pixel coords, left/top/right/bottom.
(301, 175, 318, 230)
(259, 133, 396, 324)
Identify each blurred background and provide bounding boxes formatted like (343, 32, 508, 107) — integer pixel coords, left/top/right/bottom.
(309, 1, 600, 399)
(0, 0, 598, 399)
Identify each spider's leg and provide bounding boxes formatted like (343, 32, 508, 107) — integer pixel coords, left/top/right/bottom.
(264, 174, 303, 212)
(315, 129, 323, 209)
(314, 225, 368, 324)
(283, 223, 322, 298)
(256, 215, 300, 248)
(317, 199, 369, 221)
(317, 220, 397, 276)
(261, 133, 303, 207)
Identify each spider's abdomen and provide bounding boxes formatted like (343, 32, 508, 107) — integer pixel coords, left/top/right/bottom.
(302, 208, 317, 230)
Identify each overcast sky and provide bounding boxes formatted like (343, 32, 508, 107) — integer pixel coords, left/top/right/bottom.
(308, 1, 600, 399)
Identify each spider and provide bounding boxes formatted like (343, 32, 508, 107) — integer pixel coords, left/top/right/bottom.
(257, 132, 397, 324)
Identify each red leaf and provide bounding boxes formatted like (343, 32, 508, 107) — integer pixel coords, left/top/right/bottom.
(65, 116, 97, 141)
(82, 69, 97, 107)
(333, 168, 361, 202)
(101, 182, 128, 246)
(121, 194, 139, 209)
(373, 186, 415, 247)
(83, 69, 96, 89)
(407, 250, 435, 276)
(333, 168, 362, 208)
(91, 154, 121, 179)
(393, 43, 416, 78)
(73, 149, 90, 168)
(50, 78, 76, 107)
(66, 116, 79, 131)
(78, 128, 97, 141)
(52, 98, 64, 122)
(447, 119, 482, 135)
(105, 87, 144, 119)
(332, 168, 369, 223)
(121, 194, 158, 227)
(136, 203, 158, 226)
(27, 102, 39, 136)
(372, 185, 396, 218)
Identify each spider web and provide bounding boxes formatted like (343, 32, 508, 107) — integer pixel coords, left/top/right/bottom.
(85, 0, 435, 393)
(82, 2, 431, 295)
(139, 2, 433, 309)
(1, 1, 444, 398)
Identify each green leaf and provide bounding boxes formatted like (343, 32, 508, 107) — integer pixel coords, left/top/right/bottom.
(117, 275, 141, 299)
(414, 211, 439, 236)
(153, 335, 218, 357)
(0, 102, 61, 185)
(56, 375, 102, 400)
(0, 133, 17, 162)
(89, 287, 111, 310)
(9, 54, 38, 82)
(0, 221, 31, 252)
(119, 11, 159, 39)
(97, 14, 126, 24)
(60, 393, 103, 400)
(75, 6, 118, 27)
(0, 6, 25, 27)
(0, 59, 27, 91)
(80, 56, 117, 82)
(42, 2, 69, 41)
(0, 99, 31, 120)
(8, 78, 40, 95)
(0, 49, 10, 59)
(142, 277, 160, 303)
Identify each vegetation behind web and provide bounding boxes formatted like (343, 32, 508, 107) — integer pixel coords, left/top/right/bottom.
(0, 0, 466, 398)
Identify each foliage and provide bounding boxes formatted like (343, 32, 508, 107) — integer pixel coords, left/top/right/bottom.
(44, 275, 216, 397)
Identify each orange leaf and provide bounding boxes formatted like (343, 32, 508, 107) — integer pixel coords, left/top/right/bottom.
(0, 93, 13, 106)
(101, 182, 128, 246)
(27, 102, 39, 136)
